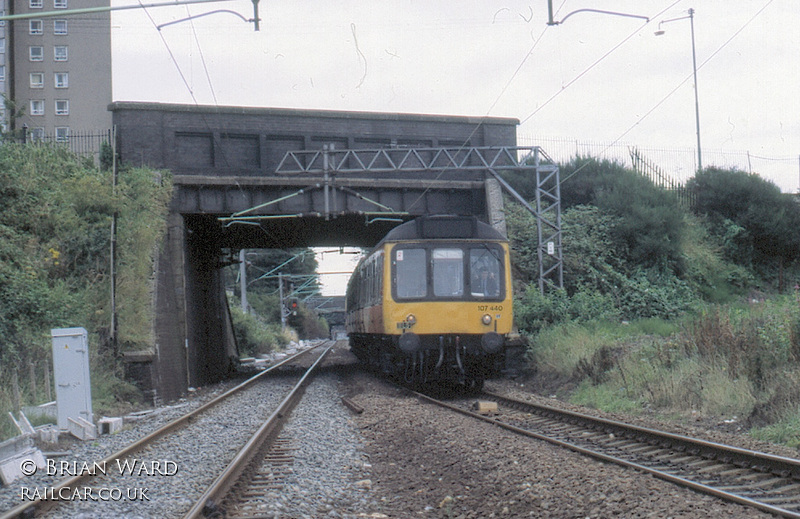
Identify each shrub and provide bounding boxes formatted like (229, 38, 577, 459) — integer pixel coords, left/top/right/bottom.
(230, 305, 290, 357)
(688, 167, 800, 275)
(0, 145, 171, 440)
(515, 286, 619, 335)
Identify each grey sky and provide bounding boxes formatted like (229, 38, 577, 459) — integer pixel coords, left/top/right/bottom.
(111, 0, 798, 194)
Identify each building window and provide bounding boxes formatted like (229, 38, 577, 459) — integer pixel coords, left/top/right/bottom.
(0, 66, 5, 82)
(55, 127, 69, 142)
(0, 11, 5, 27)
(54, 45, 68, 61)
(29, 46, 44, 61)
(55, 100, 69, 115)
(29, 72, 44, 88)
(0, 39, 6, 53)
(30, 0, 43, 8)
(53, 20, 67, 35)
(30, 100, 45, 116)
(54, 72, 68, 88)
(30, 128, 45, 141)
(29, 20, 43, 35)
(54, 0, 67, 8)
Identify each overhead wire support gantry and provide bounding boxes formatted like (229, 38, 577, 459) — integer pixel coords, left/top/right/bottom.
(273, 145, 563, 293)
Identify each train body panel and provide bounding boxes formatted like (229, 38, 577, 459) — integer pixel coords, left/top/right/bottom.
(346, 216, 514, 389)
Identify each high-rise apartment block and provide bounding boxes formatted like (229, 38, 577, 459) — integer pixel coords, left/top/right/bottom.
(0, 0, 111, 140)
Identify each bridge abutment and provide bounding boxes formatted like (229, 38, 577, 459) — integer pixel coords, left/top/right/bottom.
(153, 214, 237, 401)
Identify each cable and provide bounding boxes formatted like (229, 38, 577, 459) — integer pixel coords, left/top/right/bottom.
(137, 0, 198, 103)
(520, 0, 681, 126)
(186, 4, 219, 105)
(136, 0, 286, 247)
(404, 2, 566, 212)
(560, 0, 776, 185)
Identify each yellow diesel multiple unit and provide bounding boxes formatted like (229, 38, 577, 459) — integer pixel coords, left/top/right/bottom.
(346, 216, 513, 390)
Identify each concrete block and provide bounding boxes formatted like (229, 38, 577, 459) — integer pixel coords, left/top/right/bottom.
(67, 417, 97, 441)
(98, 417, 124, 435)
(473, 401, 498, 415)
(37, 426, 60, 444)
(0, 448, 46, 485)
(0, 435, 34, 462)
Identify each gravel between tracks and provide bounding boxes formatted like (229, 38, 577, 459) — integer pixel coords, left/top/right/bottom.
(340, 359, 778, 518)
(2, 345, 793, 518)
(0, 380, 241, 515)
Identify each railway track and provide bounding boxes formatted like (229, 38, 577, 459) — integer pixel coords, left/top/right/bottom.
(182, 343, 332, 519)
(0, 341, 333, 519)
(412, 387, 800, 518)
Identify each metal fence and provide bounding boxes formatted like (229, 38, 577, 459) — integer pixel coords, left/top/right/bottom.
(4, 128, 112, 164)
(520, 134, 799, 194)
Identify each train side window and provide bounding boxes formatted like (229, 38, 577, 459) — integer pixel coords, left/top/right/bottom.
(432, 248, 463, 297)
(470, 248, 502, 298)
(375, 252, 384, 301)
(395, 248, 426, 299)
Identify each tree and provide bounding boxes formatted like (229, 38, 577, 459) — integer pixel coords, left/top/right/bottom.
(688, 167, 800, 274)
(558, 156, 687, 273)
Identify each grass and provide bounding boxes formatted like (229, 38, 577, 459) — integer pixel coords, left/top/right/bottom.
(571, 380, 642, 414)
(751, 413, 800, 448)
(526, 296, 800, 444)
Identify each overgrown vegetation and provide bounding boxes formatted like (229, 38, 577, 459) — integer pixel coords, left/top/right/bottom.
(224, 248, 330, 348)
(507, 157, 800, 446)
(229, 304, 293, 358)
(0, 144, 171, 440)
(3, 143, 798, 449)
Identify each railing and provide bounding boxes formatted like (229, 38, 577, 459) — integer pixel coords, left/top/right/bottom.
(2, 128, 112, 162)
(629, 147, 696, 209)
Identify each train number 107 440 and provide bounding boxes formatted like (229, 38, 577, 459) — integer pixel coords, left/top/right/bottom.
(477, 305, 503, 312)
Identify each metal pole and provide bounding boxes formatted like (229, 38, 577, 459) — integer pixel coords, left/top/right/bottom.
(323, 144, 331, 220)
(689, 8, 702, 172)
(278, 273, 286, 331)
(110, 126, 118, 356)
(239, 249, 248, 312)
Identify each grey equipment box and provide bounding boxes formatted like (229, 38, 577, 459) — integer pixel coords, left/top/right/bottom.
(51, 327, 93, 430)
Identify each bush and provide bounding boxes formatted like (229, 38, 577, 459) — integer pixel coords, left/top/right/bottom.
(509, 203, 695, 325)
(515, 286, 619, 335)
(558, 156, 687, 272)
(688, 167, 800, 274)
(0, 145, 171, 440)
(230, 306, 290, 357)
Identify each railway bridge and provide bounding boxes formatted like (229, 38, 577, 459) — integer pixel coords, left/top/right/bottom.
(111, 102, 560, 401)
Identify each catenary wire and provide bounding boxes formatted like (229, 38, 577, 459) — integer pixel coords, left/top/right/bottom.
(560, 0, 776, 185)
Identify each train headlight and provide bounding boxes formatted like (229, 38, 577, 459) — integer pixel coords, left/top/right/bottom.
(481, 314, 492, 325)
(406, 314, 417, 324)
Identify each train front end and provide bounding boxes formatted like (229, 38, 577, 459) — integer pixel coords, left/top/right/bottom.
(348, 216, 514, 390)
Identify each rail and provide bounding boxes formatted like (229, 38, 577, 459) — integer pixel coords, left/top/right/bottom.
(408, 387, 800, 519)
(183, 342, 334, 518)
(0, 345, 322, 519)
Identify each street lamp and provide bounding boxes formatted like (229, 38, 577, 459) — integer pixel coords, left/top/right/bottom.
(547, 8, 649, 25)
(656, 8, 702, 172)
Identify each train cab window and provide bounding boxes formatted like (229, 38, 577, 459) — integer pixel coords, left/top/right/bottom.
(432, 248, 463, 297)
(395, 248, 427, 299)
(470, 248, 502, 298)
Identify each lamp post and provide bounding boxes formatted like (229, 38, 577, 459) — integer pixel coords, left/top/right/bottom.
(656, 8, 702, 172)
